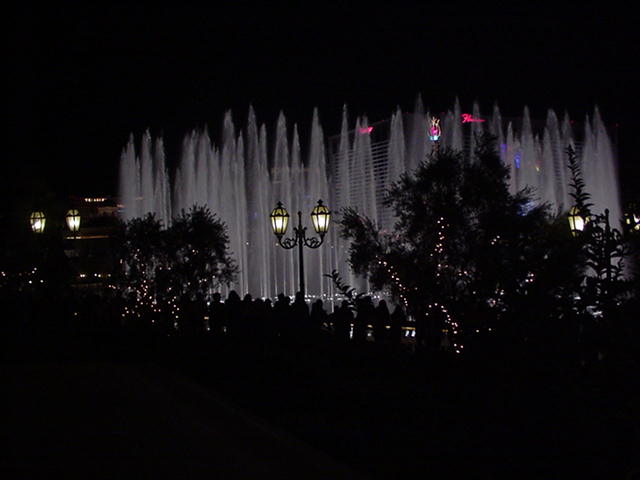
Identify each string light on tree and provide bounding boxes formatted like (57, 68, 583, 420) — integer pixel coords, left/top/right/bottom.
(377, 259, 410, 310)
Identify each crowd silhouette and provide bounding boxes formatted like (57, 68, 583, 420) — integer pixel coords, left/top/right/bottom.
(119, 290, 411, 347)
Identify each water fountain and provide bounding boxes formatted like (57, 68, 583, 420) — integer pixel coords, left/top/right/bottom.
(119, 100, 621, 298)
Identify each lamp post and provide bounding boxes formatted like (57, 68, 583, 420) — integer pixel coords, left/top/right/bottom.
(270, 199, 331, 297)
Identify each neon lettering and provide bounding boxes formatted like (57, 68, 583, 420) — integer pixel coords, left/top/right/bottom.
(461, 113, 486, 123)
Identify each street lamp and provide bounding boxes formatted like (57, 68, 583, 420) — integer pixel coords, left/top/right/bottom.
(30, 211, 46, 234)
(66, 209, 81, 237)
(270, 199, 331, 297)
(270, 201, 290, 237)
(310, 200, 331, 236)
(568, 206, 587, 236)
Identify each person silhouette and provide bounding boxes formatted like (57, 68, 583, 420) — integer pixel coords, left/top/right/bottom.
(291, 291, 309, 321)
(240, 293, 254, 339)
(353, 296, 374, 344)
(209, 292, 226, 336)
(291, 291, 310, 341)
(390, 304, 406, 345)
(262, 298, 276, 340)
(273, 293, 291, 340)
(374, 299, 390, 343)
(310, 299, 328, 331)
(334, 300, 353, 342)
(225, 290, 242, 337)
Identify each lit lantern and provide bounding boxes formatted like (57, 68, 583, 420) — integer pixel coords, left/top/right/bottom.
(310, 200, 331, 236)
(568, 206, 586, 236)
(429, 117, 441, 142)
(66, 209, 81, 233)
(270, 202, 289, 237)
(30, 211, 46, 234)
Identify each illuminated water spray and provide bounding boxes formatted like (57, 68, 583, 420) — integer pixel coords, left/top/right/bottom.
(119, 101, 621, 298)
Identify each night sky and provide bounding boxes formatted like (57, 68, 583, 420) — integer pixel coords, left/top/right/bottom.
(7, 4, 639, 206)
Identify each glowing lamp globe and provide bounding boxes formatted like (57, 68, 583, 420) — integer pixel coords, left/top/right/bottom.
(270, 202, 289, 237)
(310, 200, 331, 236)
(66, 209, 81, 232)
(30, 211, 46, 233)
(568, 207, 586, 236)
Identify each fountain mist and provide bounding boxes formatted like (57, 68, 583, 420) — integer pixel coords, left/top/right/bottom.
(119, 101, 621, 298)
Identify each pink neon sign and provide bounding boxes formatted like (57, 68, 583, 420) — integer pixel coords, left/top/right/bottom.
(461, 113, 485, 123)
(359, 126, 373, 134)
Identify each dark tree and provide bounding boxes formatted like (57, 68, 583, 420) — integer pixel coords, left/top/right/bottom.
(166, 206, 237, 302)
(566, 146, 634, 365)
(116, 206, 236, 329)
(567, 145, 631, 314)
(339, 134, 576, 354)
(115, 213, 167, 325)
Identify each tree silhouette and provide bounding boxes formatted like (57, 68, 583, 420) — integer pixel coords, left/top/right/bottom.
(116, 206, 236, 329)
(566, 145, 593, 220)
(339, 134, 573, 353)
(566, 146, 629, 320)
(324, 269, 363, 311)
(115, 213, 167, 325)
(166, 206, 237, 302)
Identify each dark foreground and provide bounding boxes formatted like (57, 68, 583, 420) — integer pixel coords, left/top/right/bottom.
(3, 327, 639, 479)
(3, 361, 357, 479)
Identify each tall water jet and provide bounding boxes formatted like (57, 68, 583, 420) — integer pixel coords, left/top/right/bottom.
(406, 94, 427, 172)
(270, 112, 295, 296)
(245, 106, 270, 297)
(152, 136, 172, 227)
(305, 108, 332, 297)
(333, 105, 354, 288)
(387, 107, 406, 192)
(119, 134, 139, 222)
(119, 101, 622, 299)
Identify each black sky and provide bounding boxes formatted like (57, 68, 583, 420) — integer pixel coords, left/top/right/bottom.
(7, 4, 639, 205)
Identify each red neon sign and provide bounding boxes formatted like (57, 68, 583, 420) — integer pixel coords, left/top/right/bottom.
(461, 113, 485, 123)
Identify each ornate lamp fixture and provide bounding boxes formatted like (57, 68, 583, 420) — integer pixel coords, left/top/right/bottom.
(310, 200, 331, 237)
(568, 206, 587, 236)
(30, 211, 46, 234)
(66, 209, 81, 235)
(270, 199, 331, 297)
(270, 202, 290, 238)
